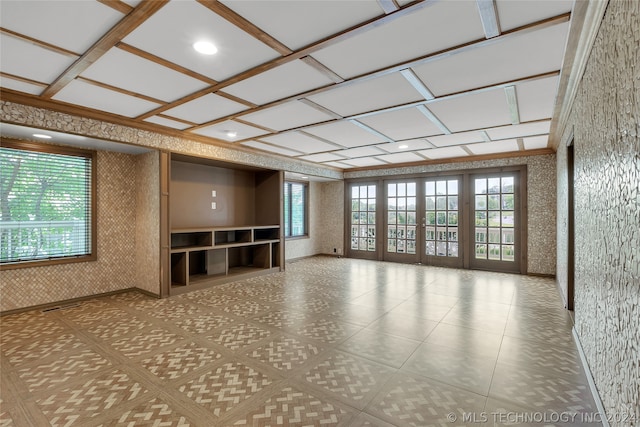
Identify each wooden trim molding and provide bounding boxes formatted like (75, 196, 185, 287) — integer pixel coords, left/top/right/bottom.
(0, 28, 80, 57)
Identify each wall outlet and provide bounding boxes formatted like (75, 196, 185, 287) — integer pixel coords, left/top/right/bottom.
(333, 248, 337, 253)
(337, 248, 342, 254)
(211, 202, 216, 209)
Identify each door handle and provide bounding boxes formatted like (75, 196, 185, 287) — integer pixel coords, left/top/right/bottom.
(422, 217, 426, 228)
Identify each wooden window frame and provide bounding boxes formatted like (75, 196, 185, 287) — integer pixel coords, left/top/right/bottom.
(283, 180, 308, 239)
(0, 139, 97, 270)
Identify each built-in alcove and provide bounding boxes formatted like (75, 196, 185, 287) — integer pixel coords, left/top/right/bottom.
(165, 154, 283, 295)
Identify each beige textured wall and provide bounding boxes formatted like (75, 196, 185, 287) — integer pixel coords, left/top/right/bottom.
(317, 181, 345, 256)
(0, 150, 138, 312)
(135, 151, 160, 296)
(557, 0, 639, 420)
(345, 154, 557, 275)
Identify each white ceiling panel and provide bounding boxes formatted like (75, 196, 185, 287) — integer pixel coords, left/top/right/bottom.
(0, 34, 76, 84)
(467, 139, 520, 155)
(121, 0, 142, 6)
(0, 1, 123, 53)
(307, 72, 423, 117)
(241, 100, 333, 131)
(323, 161, 351, 169)
(305, 121, 388, 148)
(224, 60, 334, 105)
(358, 107, 444, 140)
(192, 120, 269, 141)
(310, 1, 485, 79)
(162, 93, 248, 124)
(375, 152, 425, 164)
(411, 22, 569, 96)
(260, 132, 339, 154)
(419, 146, 469, 159)
(341, 157, 388, 167)
(144, 116, 191, 130)
(336, 146, 388, 158)
(219, 0, 384, 51)
(428, 89, 512, 133)
(122, 0, 280, 81)
(523, 135, 550, 150)
(516, 76, 560, 122)
(81, 48, 209, 103)
(0, 76, 43, 95)
(427, 131, 486, 147)
(299, 153, 347, 163)
(497, 0, 574, 32)
(378, 139, 435, 153)
(485, 120, 551, 140)
(53, 80, 161, 118)
(241, 140, 303, 156)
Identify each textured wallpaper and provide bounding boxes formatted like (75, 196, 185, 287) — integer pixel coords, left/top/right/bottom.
(345, 154, 557, 276)
(285, 181, 320, 260)
(317, 181, 345, 257)
(135, 151, 160, 296)
(0, 150, 138, 312)
(557, 0, 639, 421)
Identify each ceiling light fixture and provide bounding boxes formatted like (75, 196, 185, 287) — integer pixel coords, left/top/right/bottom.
(193, 40, 218, 55)
(398, 144, 409, 149)
(301, 176, 308, 179)
(225, 130, 237, 138)
(33, 133, 52, 139)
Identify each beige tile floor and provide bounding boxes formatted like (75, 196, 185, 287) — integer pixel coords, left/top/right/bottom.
(0, 257, 601, 426)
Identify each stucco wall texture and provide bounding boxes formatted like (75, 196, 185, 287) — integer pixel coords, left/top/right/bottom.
(557, 0, 639, 421)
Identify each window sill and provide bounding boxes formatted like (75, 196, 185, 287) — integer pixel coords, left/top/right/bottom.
(285, 235, 309, 241)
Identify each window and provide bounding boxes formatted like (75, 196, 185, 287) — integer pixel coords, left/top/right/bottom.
(283, 181, 307, 238)
(0, 141, 96, 268)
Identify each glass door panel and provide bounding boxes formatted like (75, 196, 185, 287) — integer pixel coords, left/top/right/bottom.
(385, 181, 419, 263)
(470, 173, 520, 272)
(348, 183, 377, 259)
(422, 177, 463, 267)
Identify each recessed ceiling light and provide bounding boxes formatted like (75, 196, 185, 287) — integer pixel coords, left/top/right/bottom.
(301, 176, 308, 179)
(225, 130, 237, 138)
(193, 40, 218, 55)
(398, 144, 409, 149)
(33, 134, 52, 139)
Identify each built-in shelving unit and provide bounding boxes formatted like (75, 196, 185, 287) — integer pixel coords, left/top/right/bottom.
(170, 225, 281, 293)
(163, 153, 284, 296)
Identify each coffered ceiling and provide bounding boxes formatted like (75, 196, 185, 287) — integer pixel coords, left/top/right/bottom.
(0, 0, 574, 170)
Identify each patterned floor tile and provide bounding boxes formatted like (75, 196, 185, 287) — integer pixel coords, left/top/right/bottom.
(367, 373, 487, 427)
(230, 386, 353, 426)
(111, 328, 184, 358)
(222, 301, 271, 317)
(96, 397, 192, 426)
(489, 363, 596, 414)
(0, 315, 66, 344)
(290, 297, 333, 314)
(140, 342, 222, 380)
(248, 336, 323, 371)
(349, 412, 397, 427)
(178, 361, 272, 417)
(145, 303, 202, 321)
(2, 333, 88, 366)
(86, 317, 153, 340)
(17, 348, 112, 392)
(207, 323, 272, 351)
(0, 410, 15, 427)
(485, 397, 605, 427)
(37, 369, 148, 426)
(175, 313, 236, 334)
(253, 308, 309, 329)
(304, 352, 394, 409)
(295, 318, 362, 344)
(62, 304, 128, 326)
(366, 312, 439, 341)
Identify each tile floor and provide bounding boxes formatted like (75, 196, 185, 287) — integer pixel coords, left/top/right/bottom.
(0, 257, 601, 426)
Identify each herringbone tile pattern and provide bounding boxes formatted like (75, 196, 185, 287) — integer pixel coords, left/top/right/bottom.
(0, 257, 599, 426)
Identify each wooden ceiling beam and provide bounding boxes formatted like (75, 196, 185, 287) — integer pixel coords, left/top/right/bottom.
(300, 56, 344, 83)
(416, 105, 451, 134)
(378, 0, 401, 14)
(400, 69, 435, 100)
(0, 28, 80, 57)
(0, 72, 48, 88)
(504, 85, 520, 124)
(116, 42, 218, 85)
(41, 0, 169, 99)
(76, 76, 166, 105)
(196, 0, 293, 56)
(97, 0, 134, 15)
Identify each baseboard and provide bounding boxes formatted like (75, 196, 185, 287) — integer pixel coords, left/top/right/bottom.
(0, 287, 151, 316)
(572, 327, 609, 427)
(285, 253, 341, 263)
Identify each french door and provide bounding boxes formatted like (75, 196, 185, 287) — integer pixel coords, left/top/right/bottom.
(384, 177, 463, 268)
(347, 167, 525, 273)
(469, 172, 521, 273)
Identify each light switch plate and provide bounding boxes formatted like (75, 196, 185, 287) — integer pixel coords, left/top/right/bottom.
(211, 202, 216, 209)
(212, 190, 216, 197)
